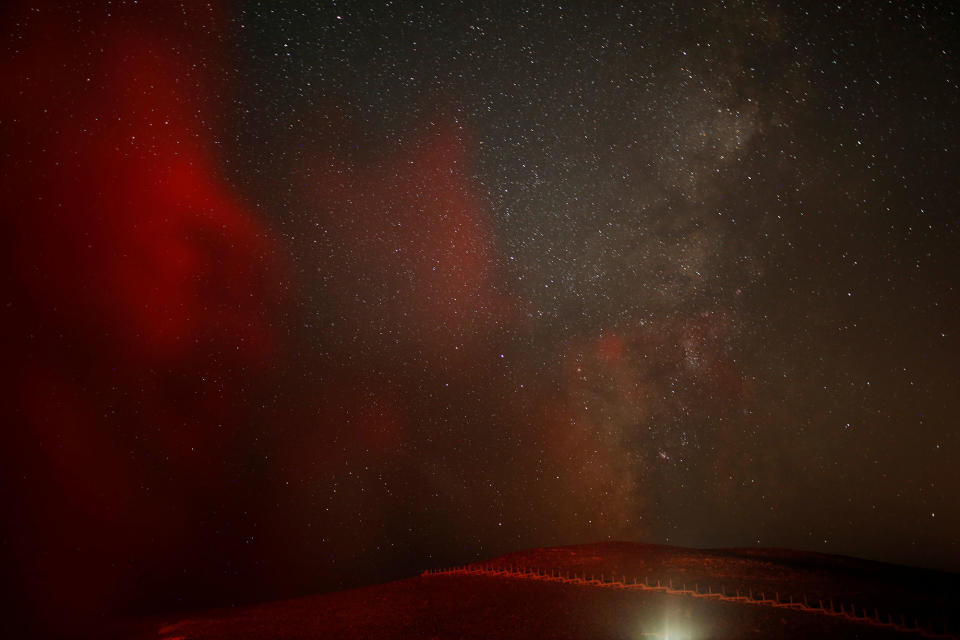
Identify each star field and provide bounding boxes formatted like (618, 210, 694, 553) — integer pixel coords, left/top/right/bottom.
(3, 1, 958, 637)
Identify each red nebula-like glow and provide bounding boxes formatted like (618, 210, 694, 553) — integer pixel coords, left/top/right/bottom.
(2, 4, 282, 635)
(298, 120, 514, 364)
(6, 31, 277, 363)
(516, 312, 750, 543)
(596, 333, 628, 364)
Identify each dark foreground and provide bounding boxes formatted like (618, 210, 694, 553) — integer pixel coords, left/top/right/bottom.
(119, 542, 959, 639)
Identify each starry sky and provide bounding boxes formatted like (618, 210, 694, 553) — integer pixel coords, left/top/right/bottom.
(3, 1, 959, 636)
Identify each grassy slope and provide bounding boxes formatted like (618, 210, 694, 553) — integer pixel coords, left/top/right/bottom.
(123, 541, 959, 639)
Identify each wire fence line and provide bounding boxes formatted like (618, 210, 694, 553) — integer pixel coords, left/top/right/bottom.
(421, 564, 958, 639)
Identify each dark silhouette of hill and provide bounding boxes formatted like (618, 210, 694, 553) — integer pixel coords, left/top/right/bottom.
(118, 541, 959, 639)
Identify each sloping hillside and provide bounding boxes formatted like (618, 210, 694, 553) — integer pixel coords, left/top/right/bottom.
(123, 542, 959, 639)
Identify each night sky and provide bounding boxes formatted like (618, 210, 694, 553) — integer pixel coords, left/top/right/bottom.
(3, 1, 959, 637)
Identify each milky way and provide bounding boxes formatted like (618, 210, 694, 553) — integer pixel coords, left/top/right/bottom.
(3, 2, 958, 637)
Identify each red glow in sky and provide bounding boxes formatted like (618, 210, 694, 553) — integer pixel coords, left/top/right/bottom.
(4, 5, 282, 634)
(4, 2, 959, 638)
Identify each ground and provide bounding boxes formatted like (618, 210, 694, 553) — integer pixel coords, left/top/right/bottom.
(115, 542, 959, 639)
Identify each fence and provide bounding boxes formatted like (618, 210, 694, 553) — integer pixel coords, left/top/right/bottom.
(421, 564, 958, 639)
